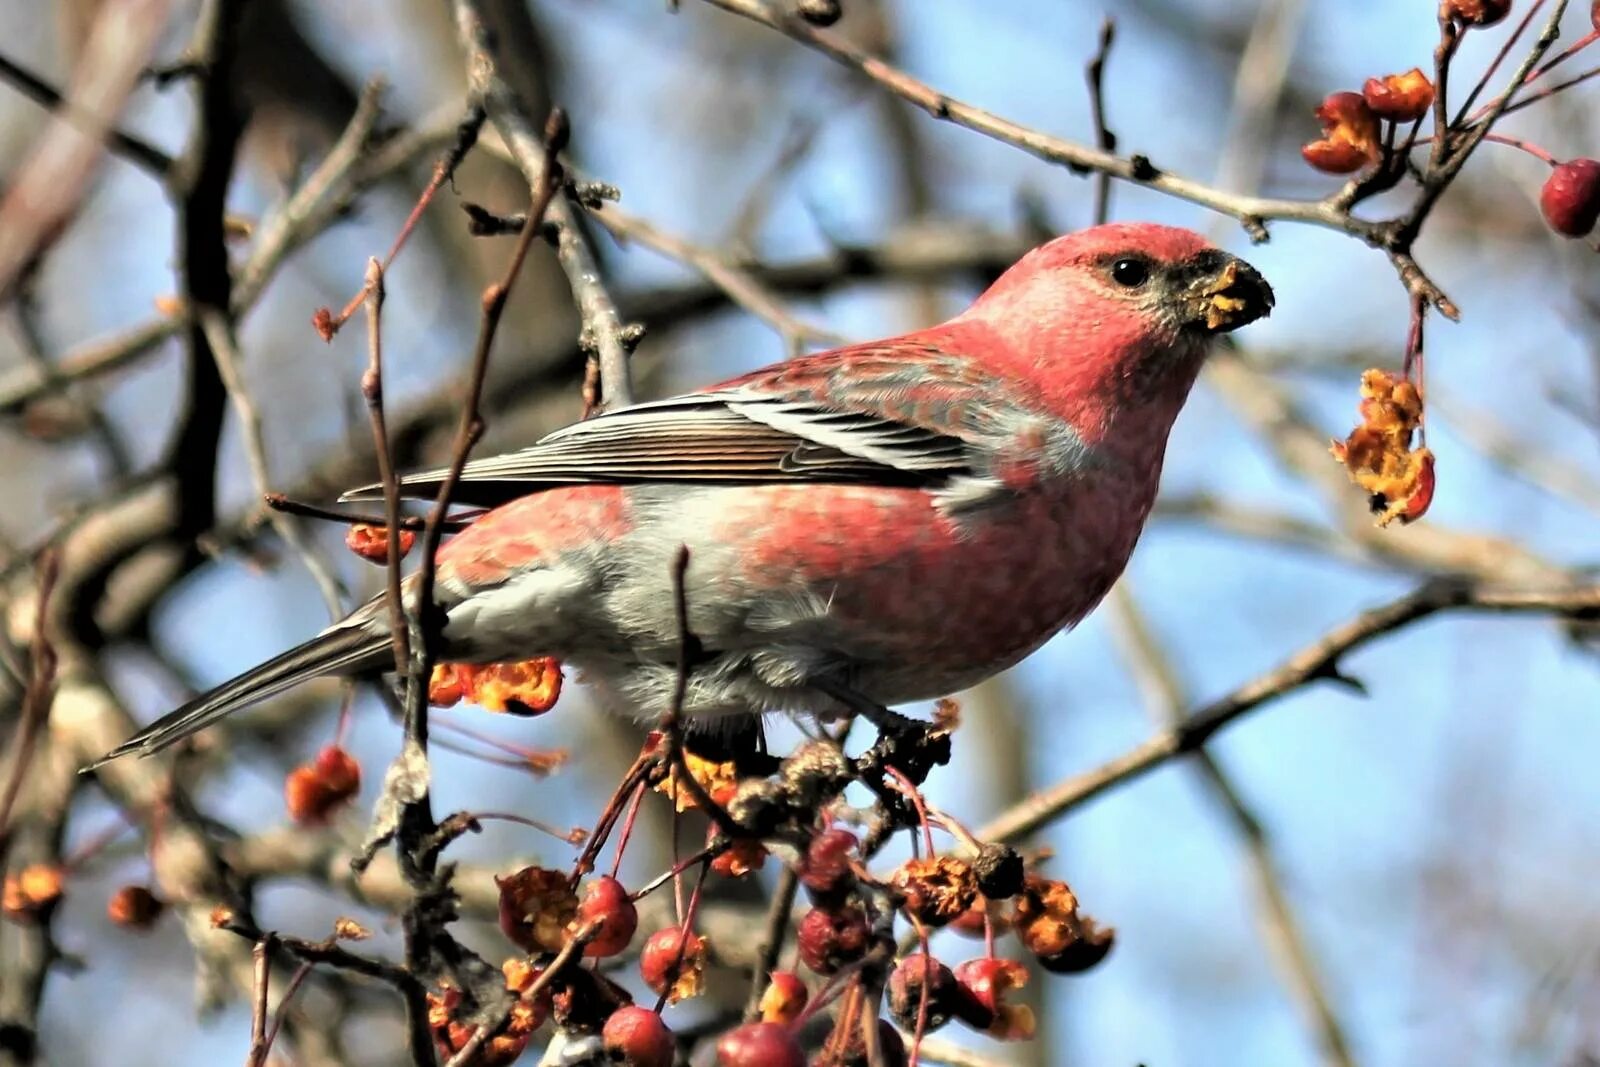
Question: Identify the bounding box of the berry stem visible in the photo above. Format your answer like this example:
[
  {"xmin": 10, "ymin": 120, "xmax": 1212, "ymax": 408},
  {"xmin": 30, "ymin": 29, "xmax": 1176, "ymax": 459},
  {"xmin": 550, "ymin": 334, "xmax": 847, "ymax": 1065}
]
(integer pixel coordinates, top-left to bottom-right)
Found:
[
  {"xmin": 63, "ymin": 815, "xmax": 134, "ymax": 871},
  {"xmin": 1481, "ymin": 132, "xmax": 1559, "ymax": 164},
  {"xmin": 884, "ymin": 766, "xmax": 937, "ymax": 857},
  {"xmin": 1467, "ymin": 30, "xmax": 1600, "ymax": 125},
  {"xmin": 912, "ymin": 920, "xmax": 932, "ymax": 1067},
  {"xmin": 1498, "ymin": 62, "xmax": 1600, "ymax": 116},
  {"xmin": 332, "ymin": 685, "xmax": 355, "ymax": 748},
  {"xmin": 1413, "ymin": 131, "xmax": 1558, "ymax": 164},
  {"xmin": 461, "ymin": 810, "xmax": 585, "ymax": 844},
  {"xmin": 1454, "ymin": 0, "xmax": 1547, "ymax": 124},
  {"xmin": 610, "ymin": 781, "xmax": 647, "ymax": 881}
]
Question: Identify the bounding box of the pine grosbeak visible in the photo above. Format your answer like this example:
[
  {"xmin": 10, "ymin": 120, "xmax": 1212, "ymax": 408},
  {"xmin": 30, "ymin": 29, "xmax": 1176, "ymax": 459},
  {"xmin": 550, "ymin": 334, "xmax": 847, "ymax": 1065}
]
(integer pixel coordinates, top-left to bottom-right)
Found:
[{"xmin": 95, "ymin": 222, "xmax": 1272, "ymax": 766}]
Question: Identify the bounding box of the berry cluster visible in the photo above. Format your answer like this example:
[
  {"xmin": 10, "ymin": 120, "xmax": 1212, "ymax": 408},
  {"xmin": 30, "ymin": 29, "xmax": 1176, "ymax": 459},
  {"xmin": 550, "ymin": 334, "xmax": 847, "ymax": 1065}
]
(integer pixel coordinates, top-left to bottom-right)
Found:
[
  {"xmin": 1301, "ymin": 2, "xmax": 1600, "ymax": 240},
  {"xmin": 406, "ymin": 719, "xmax": 1117, "ymax": 1065},
  {"xmin": 1300, "ymin": 3, "xmax": 1600, "ymax": 525}
]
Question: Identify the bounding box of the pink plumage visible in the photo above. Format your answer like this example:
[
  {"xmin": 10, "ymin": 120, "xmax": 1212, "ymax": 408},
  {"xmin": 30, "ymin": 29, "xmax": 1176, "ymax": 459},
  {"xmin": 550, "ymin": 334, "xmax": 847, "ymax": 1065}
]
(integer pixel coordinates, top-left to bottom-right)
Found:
[{"xmin": 94, "ymin": 222, "xmax": 1272, "ymax": 764}]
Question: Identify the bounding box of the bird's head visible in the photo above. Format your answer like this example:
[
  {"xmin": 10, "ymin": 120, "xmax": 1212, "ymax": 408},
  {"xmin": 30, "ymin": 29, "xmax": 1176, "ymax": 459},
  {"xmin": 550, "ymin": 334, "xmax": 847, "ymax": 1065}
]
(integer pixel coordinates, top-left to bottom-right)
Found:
[{"xmin": 956, "ymin": 223, "xmax": 1274, "ymax": 420}]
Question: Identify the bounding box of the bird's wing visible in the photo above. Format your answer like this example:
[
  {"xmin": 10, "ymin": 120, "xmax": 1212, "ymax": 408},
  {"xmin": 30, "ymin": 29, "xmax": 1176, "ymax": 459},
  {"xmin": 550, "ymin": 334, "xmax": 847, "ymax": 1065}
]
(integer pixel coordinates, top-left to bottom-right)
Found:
[{"xmin": 342, "ymin": 340, "xmax": 1026, "ymax": 504}]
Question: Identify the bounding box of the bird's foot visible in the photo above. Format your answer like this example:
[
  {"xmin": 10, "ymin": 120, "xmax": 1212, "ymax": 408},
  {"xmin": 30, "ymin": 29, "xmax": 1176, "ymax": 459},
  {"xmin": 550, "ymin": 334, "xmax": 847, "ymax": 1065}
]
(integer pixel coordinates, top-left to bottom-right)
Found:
[{"xmin": 816, "ymin": 679, "xmax": 951, "ymax": 787}]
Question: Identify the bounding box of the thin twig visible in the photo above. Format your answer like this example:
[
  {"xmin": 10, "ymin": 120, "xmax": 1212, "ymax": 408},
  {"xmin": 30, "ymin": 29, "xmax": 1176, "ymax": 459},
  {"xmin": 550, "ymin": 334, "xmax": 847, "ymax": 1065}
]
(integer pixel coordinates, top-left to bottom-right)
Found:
[
  {"xmin": 361, "ymin": 259, "xmax": 411, "ymax": 679},
  {"xmin": 1085, "ymin": 17, "xmax": 1116, "ymax": 226},
  {"xmin": 660, "ymin": 546, "xmax": 744, "ymax": 840},
  {"xmin": 451, "ymin": 0, "xmax": 636, "ymax": 410},
  {"xmin": 0, "ymin": 50, "xmax": 174, "ymax": 177},
  {"xmin": 693, "ymin": 0, "xmax": 1462, "ymax": 314},
  {"xmin": 262, "ymin": 494, "xmax": 479, "ymax": 532},
  {"xmin": 246, "ymin": 934, "xmax": 274, "ymax": 1067},
  {"xmin": 580, "ymin": 198, "xmax": 845, "ymax": 350},
  {"xmin": 369, "ymin": 106, "xmax": 568, "ymax": 1067}
]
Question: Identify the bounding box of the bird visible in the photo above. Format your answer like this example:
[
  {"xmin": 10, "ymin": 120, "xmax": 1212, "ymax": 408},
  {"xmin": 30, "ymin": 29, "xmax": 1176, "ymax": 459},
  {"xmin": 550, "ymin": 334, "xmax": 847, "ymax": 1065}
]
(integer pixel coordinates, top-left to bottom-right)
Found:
[{"xmin": 89, "ymin": 222, "xmax": 1273, "ymax": 769}]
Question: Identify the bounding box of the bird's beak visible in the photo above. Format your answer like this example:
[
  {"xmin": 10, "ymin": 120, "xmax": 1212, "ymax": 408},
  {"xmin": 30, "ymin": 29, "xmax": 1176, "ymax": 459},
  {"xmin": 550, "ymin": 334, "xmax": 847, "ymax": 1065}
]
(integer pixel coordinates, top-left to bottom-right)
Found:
[{"xmin": 1179, "ymin": 250, "xmax": 1274, "ymax": 334}]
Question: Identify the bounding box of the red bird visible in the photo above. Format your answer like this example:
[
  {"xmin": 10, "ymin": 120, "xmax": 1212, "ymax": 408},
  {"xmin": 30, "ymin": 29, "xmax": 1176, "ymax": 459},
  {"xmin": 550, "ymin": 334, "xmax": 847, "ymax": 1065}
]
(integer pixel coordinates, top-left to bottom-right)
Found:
[{"xmin": 93, "ymin": 223, "xmax": 1272, "ymax": 766}]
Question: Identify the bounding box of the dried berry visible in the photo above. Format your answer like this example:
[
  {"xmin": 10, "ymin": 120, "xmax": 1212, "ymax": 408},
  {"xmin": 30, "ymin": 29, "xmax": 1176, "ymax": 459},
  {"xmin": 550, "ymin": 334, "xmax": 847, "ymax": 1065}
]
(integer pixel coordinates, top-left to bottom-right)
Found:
[
  {"xmin": 1302, "ymin": 92, "xmax": 1381, "ymax": 174},
  {"xmin": 972, "ymin": 843, "xmax": 1025, "ymax": 899},
  {"xmin": 496, "ymin": 865, "xmax": 578, "ymax": 953},
  {"xmin": 549, "ymin": 965, "xmax": 631, "ymax": 1032},
  {"xmin": 333, "ymin": 917, "xmax": 370, "ymax": 940},
  {"xmin": 284, "ymin": 745, "xmax": 361, "ymax": 825},
  {"xmin": 1442, "ymin": 0, "xmax": 1511, "ymax": 25},
  {"xmin": 1541, "ymin": 158, "xmax": 1600, "ymax": 237},
  {"xmin": 2, "ymin": 863, "xmax": 63, "ymax": 921},
  {"xmin": 427, "ymin": 986, "xmax": 543, "ymax": 1066},
  {"xmin": 429, "ymin": 658, "xmax": 562, "ymax": 715},
  {"xmin": 954, "ymin": 957, "xmax": 1037, "ymax": 1040},
  {"xmin": 654, "ymin": 748, "xmax": 740, "ymax": 812},
  {"xmin": 1013, "ymin": 875, "xmax": 1083, "ymax": 957},
  {"xmin": 798, "ymin": 827, "xmax": 858, "ymax": 898},
  {"xmin": 601, "ymin": 1005, "xmax": 675, "ymax": 1067},
  {"xmin": 107, "ymin": 885, "xmax": 164, "ymax": 930},
  {"xmin": 714, "ymin": 1021, "xmax": 805, "ymax": 1067},
  {"xmin": 1362, "ymin": 69, "xmax": 1435, "ymax": 122},
  {"xmin": 571, "ymin": 874, "xmax": 637, "ymax": 958},
  {"xmin": 886, "ymin": 953, "xmax": 966, "ymax": 1032},
  {"xmin": 710, "ymin": 839, "xmax": 767, "ymax": 878},
  {"xmin": 758, "ymin": 971, "xmax": 808, "ymax": 1025},
  {"xmin": 344, "ymin": 523, "xmax": 414, "ymax": 563},
  {"xmin": 1330, "ymin": 368, "xmax": 1435, "ymax": 526},
  {"xmin": 890, "ymin": 856, "xmax": 978, "ymax": 927},
  {"xmin": 796, "ymin": 906, "xmax": 870, "ymax": 976},
  {"xmin": 640, "ymin": 925, "xmax": 708, "ymax": 1003},
  {"xmin": 1036, "ymin": 916, "xmax": 1116, "ymax": 974}
]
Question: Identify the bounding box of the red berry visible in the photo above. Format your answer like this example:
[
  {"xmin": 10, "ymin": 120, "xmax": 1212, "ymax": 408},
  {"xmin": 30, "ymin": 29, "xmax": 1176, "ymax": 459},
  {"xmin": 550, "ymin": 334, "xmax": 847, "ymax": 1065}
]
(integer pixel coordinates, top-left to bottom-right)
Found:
[
  {"xmin": 1301, "ymin": 92, "xmax": 1381, "ymax": 175},
  {"xmin": 106, "ymin": 885, "xmax": 164, "ymax": 930},
  {"xmin": 758, "ymin": 970, "xmax": 808, "ymax": 1024},
  {"xmin": 886, "ymin": 954, "xmax": 966, "ymax": 1032},
  {"xmin": 1362, "ymin": 69, "xmax": 1435, "ymax": 123},
  {"xmin": 639, "ymin": 925, "xmax": 707, "ymax": 1002},
  {"xmin": 714, "ymin": 1021, "xmax": 805, "ymax": 1067},
  {"xmin": 954, "ymin": 957, "xmax": 1037, "ymax": 1040},
  {"xmin": 798, "ymin": 828, "xmax": 858, "ymax": 896},
  {"xmin": 572, "ymin": 875, "xmax": 637, "ymax": 957},
  {"xmin": 1036, "ymin": 917, "xmax": 1117, "ymax": 974},
  {"xmin": 1441, "ymin": 0, "xmax": 1511, "ymax": 26},
  {"xmin": 284, "ymin": 746, "xmax": 361, "ymax": 825},
  {"xmin": 796, "ymin": 906, "xmax": 870, "ymax": 976},
  {"xmin": 602, "ymin": 1006, "xmax": 675, "ymax": 1067},
  {"xmin": 344, "ymin": 523, "xmax": 415, "ymax": 563},
  {"xmin": 1541, "ymin": 158, "xmax": 1600, "ymax": 237}
]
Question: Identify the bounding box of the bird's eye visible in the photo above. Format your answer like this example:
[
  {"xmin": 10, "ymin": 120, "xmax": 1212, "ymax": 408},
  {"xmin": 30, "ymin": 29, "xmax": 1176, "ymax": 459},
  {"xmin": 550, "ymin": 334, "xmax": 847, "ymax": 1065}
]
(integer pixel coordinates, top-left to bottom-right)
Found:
[{"xmin": 1111, "ymin": 257, "xmax": 1150, "ymax": 288}]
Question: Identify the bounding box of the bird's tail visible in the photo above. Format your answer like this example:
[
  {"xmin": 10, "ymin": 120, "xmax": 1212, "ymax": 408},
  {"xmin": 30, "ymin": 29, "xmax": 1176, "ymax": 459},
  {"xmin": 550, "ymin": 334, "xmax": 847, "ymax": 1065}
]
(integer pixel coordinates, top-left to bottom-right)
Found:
[{"xmin": 84, "ymin": 625, "xmax": 393, "ymax": 771}]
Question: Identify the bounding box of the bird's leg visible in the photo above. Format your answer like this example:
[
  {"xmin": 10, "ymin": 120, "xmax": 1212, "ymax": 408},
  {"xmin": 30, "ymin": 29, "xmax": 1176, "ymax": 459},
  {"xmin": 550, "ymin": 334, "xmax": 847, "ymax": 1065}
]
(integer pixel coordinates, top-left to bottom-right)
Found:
[
  {"xmin": 814, "ymin": 677, "xmax": 919, "ymax": 737},
  {"xmin": 814, "ymin": 678, "xmax": 951, "ymax": 789}
]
